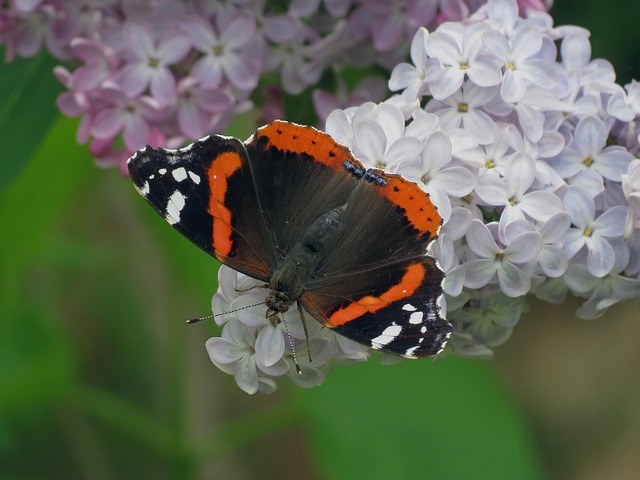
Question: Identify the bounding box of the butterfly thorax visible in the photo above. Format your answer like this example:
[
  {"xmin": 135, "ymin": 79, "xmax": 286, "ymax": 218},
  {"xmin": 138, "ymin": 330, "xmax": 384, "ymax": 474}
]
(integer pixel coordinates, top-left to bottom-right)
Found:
[{"xmin": 265, "ymin": 206, "xmax": 346, "ymax": 319}]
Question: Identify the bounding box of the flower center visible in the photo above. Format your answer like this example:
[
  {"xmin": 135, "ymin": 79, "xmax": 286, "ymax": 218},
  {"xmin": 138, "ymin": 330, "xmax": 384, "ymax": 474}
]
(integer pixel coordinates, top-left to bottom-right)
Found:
[
  {"xmin": 485, "ymin": 159, "xmax": 495, "ymax": 169},
  {"xmin": 460, "ymin": 63, "xmax": 470, "ymax": 71},
  {"xmin": 421, "ymin": 174, "xmax": 429, "ymax": 185},
  {"xmin": 583, "ymin": 156, "xmax": 594, "ymax": 167},
  {"xmin": 496, "ymin": 252, "xmax": 504, "ymax": 261},
  {"xmin": 462, "ymin": 194, "xmax": 473, "ymax": 203},
  {"xmin": 458, "ymin": 102, "xmax": 469, "ymax": 113},
  {"xmin": 508, "ymin": 196, "xmax": 518, "ymax": 206},
  {"xmin": 212, "ymin": 45, "xmax": 224, "ymax": 56},
  {"xmin": 583, "ymin": 226, "xmax": 594, "ymax": 237},
  {"xmin": 507, "ymin": 62, "xmax": 516, "ymax": 71},
  {"xmin": 148, "ymin": 56, "xmax": 160, "ymax": 68}
]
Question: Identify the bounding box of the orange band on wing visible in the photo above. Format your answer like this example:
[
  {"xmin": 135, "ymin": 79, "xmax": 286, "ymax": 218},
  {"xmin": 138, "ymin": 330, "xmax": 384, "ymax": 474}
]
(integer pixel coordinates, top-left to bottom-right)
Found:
[
  {"xmin": 327, "ymin": 263, "xmax": 426, "ymax": 326},
  {"xmin": 207, "ymin": 151, "xmax": 242, "ymax": 256},
  {"xmin": 378, "ymin": 175, "xmax": 442, "ymax": 237},
  {"xmin": 257, "ymin": 121, "xmax": 356, "ymax": 171}
]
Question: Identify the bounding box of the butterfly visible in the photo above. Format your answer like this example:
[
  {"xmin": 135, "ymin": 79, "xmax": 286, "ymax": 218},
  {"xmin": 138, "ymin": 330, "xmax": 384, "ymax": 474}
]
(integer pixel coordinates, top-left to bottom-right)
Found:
[{"xmin": 127, "ymin": 120, "xmax": 451, "ymax": 358}]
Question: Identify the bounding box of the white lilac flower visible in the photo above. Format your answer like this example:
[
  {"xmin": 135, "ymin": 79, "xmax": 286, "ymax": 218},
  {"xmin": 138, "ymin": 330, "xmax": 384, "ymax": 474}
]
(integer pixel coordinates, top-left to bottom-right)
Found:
[
  {"xmin": 536, "ymin": 212, "xmax": 571, "ymax": 278},
  {"xmin": 426, "ymin": 22, "xmax": 502, "ymax": 100},
  {"xmin": 474, "ymin": 151, "xmax": 562, "ymax": 230},
  {"xmin": 208, "ymin": 265, "xmax": 369, "ymax": 392},
  {"xmin": 451, "ymin": 289, "xmax": 527, "ymax": 355},
  {"xmin": 548, "ymin": 115, "xmax": 634, "ymax": 184},
  {"xmin": 482, "ymin": 25, "xmax": 555, "ymax": 103},
  {"xmin": 426, "ymin": 80, "xmax": 499, "ymax": 144},
  {"xmin": 503, "ymin": 125, "xmax": 565, "ymax": 188},
  {"xmin": 621, "ymin": 160, "xmax": 640, "ymax": 240},
  {"xmin": 351, "ymin": 116, "xmax": 422, "ymax": 170},
  {"xmin": 430, "ymin": 234, "xmax": 466, "ymax": 298},
  {"xmin": 564, "ymin": 240, "xmax": 640, "ymax": 320},
  {"xmin": 464, "ymin": 219, "xmax": 542, "ymax": 297},
  {"xmin": 388, "ymin": 27, "xmax": 436, "ymax": 101},
  {"xmin": 206, "ymin": 320, "xmax": 288, "ymax": 395},
  {"xmin": 400, "ymin": 130, "xmax": 477, "ymax": 222},
  {"xmin": 562, "ymin": 186, "xmax": 628, "ymax": 278}
]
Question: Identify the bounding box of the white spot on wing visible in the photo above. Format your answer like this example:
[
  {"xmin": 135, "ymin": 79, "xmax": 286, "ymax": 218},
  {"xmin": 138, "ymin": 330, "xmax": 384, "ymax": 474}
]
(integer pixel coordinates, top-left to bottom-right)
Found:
[
  {"xmin": 158, "ymin": 168, "xmax": 167, "ymax": 175},
  {"xmin": 402, "ymin": 304, "xmax": 417, "ymax": 312},
  {"xmin": 371, "ymin": 323, "xmax": 402, "ymax": 348},
  {"xmin": 405, "ymin": 346, "xmax": 420, "ymax": 357},
  {"xmin": 172, "ymin": 167, "xmax": 188, "ymax": 182},
  {"xmin": 409, "ymin": 311, "xmax": 423, "ymax": 324},
  {"xmin": 188, "ymin": 171, "xmax": 201, "ymax": 184},
  {"xmin": 165, "ymin": 190, "xmax": 186, "ymax": 225}
]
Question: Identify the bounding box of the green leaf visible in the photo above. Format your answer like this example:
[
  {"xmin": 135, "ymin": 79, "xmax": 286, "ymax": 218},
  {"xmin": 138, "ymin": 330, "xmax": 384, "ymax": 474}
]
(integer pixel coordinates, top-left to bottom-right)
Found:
[
  {"xmin": 294, "ymin": 357, "xmax": 542, "ymax": 480},
  {"xmin": 0, "ymin": 116, "xmax": 95, "ymax": 314},
  {"xmin": 0, "ymin": 50, "xmax": 63, "ymax": 191},
  {"xmin": 0, "ymin": 307, "xmax": 75, "ymax": 416}
]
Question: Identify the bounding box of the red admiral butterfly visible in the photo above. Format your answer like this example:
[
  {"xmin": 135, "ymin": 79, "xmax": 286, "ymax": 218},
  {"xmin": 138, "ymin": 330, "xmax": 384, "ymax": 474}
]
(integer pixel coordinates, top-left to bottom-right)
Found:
[{"xmin": 127, "ymin": 121, "xmax": 451, "ymax": 358}]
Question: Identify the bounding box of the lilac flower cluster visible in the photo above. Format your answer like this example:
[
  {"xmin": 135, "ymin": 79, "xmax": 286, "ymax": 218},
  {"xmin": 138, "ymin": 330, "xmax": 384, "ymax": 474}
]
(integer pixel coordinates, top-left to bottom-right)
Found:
[
  {"xmin": 2, "ymin": 0, "xmax": 549, "ymax": 174},
  {"xmin": 210, "ymin": 0, "xmax": 640, "ymax": 394},
  {"xmin": 333, "ymin": 0, "xmax": 640, "ymax": 352}
]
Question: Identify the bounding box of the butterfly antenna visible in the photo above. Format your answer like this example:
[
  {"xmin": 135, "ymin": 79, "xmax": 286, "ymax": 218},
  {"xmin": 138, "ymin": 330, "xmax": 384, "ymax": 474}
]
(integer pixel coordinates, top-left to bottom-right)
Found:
[
  {"xmin": 281, "ymin": 313, "xmax": 302, "ymax": 375},
  {"xmin": 186, "ymin": 301, "xmax": 264, "ymax": 324},
  {"xmin": 297, "ymin": 302, "xmax": 313, "ymax": 363}
]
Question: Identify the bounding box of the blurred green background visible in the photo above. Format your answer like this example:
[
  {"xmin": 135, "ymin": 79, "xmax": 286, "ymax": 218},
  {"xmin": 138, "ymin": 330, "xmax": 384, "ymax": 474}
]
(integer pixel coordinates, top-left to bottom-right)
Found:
[{"xmin": 1, "ymin": 2, "xmax": 640, "ymax": 479}]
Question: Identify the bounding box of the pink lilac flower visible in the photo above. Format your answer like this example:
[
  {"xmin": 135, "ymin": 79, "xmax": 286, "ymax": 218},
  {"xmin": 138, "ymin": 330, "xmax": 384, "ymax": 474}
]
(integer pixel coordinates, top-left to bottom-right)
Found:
[
  {"xmin": 175, "ymin": 78, "xmax": 235, "ymax": 139},
  {"xmin": 114, "ymin": 23, "xmax": 191, "ymax": 105},
  {"xmin": 313, "ymin": 77, "xmax": 388, "ymax": 123},
  {"xmin": 185, "ymin": 15, "xmax": 259, "ymax": 91},
  {"xmin": 90, "ymin": 87, "xmax": 163, "ymax": 152},
  {"xmin": 67, "ymin": 37, "xmax": 119, "ymax": 92},
  {"xmin": 364, "ymin": 0, "xmax": 438, "ymax": 52}
]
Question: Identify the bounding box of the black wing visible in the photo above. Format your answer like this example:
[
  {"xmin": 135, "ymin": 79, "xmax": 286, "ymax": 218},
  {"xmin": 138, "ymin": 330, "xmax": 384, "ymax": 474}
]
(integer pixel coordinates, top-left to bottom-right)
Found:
[
  {"xmin": 244, "ymin": 121, "xmax": 363, "ymax": 258},
  {"xmin": 127, "ymin": 135, "xmax": 275, "ymax": 281}
]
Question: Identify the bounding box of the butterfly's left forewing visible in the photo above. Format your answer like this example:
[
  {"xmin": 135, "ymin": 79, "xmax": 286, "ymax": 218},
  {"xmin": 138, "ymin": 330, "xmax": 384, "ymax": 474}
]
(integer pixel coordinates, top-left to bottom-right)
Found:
[{"xmin": 127, "ymin": 135, "xmax": 275, "ymax": 281}]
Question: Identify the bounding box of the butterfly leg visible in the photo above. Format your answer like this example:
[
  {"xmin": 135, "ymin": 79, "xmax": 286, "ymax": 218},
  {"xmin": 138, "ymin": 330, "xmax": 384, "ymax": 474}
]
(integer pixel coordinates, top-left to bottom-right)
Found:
[
  {"xmin": 297, "ymin": 301, "xmax": 313, "ymax": 363},
  {"xmin": 234, "ymin": 283, "xmax": 269, "ymax": 293}
]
